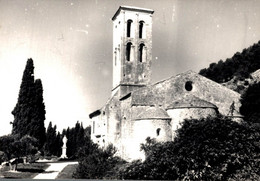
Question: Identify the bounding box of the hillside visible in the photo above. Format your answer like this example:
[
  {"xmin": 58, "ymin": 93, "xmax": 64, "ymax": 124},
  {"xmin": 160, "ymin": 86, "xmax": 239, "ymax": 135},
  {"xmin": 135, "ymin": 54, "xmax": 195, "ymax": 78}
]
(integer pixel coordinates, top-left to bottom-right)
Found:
[{"xmin": 199, "ymin": 40, "xmax": 260, "ymax": 93}]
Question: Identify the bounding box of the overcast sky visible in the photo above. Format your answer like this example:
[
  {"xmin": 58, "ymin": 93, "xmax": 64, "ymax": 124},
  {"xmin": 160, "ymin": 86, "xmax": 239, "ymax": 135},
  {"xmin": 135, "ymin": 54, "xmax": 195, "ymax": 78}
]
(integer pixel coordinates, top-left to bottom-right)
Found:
[{"xmin": 1, "ymin": 0, "xmax": 260, "ymax": 136}]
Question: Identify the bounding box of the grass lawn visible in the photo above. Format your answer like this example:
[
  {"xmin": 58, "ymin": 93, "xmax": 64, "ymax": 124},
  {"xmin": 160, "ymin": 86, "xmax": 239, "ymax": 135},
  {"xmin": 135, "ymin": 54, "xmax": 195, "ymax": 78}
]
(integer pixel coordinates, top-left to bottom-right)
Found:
[
  {"xmin": 0, "ymin": 162, "xmax": 49, "ymax": 179},
  {"xmin": 56, "ymin": 163, "xmax": 78, "ymax": 179}
]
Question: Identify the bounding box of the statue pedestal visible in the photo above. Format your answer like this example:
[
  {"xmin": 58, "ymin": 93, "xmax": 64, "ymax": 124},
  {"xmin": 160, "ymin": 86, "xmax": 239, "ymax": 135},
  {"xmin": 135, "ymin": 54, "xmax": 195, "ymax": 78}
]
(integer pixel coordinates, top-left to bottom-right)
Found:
[{"xmin": 60, "ymin": 146, "xmax": 67, "ymax": 158}]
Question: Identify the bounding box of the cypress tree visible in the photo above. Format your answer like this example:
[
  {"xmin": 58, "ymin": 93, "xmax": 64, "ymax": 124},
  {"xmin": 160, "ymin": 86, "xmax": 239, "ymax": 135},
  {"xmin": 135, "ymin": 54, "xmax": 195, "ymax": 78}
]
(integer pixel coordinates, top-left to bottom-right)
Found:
[
  {"xmin": 44, "ymin": 122, "xmax": 56, "ymax": 156},
  {"xmin": 54, "ymin": 132, "xmax": 63, "ymax": 157},
  {"xmin": 65, "ymin": 122, "xmax": 89, "ymax": 159},
  {"xmin": 12, "ymin": 58, "xmax": 46, "ymax": 147},
  {"xmin": 31, "ymin": 79, "xmax": 46, "ymax": 147}
]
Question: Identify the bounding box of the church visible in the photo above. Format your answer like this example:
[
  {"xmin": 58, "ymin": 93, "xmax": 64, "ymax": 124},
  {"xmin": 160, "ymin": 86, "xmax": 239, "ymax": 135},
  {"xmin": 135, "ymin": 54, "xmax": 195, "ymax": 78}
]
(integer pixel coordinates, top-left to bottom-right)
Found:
[{"xmin": 89, "ymin": 6, "xmax": 242, "ymax": 161}]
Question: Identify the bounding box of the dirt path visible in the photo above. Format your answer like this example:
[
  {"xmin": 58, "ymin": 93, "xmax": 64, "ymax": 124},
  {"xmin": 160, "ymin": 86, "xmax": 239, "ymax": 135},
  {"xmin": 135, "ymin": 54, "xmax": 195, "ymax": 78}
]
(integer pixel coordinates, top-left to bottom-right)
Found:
[{"xmin": 33, "ymin": 161, "xmax": 78, "ymax": 179}]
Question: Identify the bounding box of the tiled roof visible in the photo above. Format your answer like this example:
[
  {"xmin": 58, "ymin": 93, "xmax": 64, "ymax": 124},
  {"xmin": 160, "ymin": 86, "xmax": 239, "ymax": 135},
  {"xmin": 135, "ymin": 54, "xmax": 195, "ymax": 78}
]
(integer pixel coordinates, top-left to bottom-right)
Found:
[
  {"xmin": 167, "ymin": 95, "xmax": 217, "ymax": 109},
  {"xmin": 135, "ymin": 106, "xmax": 171, "ymax": 120}
]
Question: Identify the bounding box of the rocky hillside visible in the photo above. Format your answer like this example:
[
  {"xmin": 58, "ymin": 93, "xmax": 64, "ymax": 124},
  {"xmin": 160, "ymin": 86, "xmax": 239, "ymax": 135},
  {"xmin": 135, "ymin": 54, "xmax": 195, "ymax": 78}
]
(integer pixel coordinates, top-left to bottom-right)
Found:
[{"xmin": 221, "ymin": 71, "xmax": 259, "ymax": 94}]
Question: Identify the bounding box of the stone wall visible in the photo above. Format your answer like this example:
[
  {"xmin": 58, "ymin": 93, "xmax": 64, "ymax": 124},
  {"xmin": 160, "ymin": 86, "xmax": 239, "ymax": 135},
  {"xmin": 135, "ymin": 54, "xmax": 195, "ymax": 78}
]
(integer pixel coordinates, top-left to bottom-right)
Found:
[
  {"xmin": 124, "ymin": 118, "xmax": 172, "ymax": 161},
  {"xmin": 131, "ymin": 71, "xmax": 241, "ymax": 116},
  {"xmin": 167, "ymin": 107, "xmax": 218, "ymax": 138}
]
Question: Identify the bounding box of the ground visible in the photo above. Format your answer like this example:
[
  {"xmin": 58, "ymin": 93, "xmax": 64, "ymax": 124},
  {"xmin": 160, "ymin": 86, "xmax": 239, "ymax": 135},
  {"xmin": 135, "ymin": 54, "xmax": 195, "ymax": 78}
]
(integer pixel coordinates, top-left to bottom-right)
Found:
[
  {"xmin": 0, "ymin": 160, "xmax": 78, "ymax": 179},
  {"xmin": 0, "ymin": 162, "xmax": 48, "ymax": 179}
]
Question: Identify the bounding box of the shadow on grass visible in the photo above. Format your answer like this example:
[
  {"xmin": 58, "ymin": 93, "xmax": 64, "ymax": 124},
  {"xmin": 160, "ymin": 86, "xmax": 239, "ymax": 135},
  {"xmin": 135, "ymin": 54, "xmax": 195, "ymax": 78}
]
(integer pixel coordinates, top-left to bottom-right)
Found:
[{"xmin": 17, "ymin": 168, "xmax": 45, "ymax": 173}]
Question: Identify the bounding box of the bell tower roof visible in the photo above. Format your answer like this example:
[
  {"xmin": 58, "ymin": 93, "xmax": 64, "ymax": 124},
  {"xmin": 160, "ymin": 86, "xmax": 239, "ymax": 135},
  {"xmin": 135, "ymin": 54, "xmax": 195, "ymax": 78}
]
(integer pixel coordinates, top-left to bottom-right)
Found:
[{"xmin": 112, "ymin": 6, "xmax": 154, "ymax": 20}]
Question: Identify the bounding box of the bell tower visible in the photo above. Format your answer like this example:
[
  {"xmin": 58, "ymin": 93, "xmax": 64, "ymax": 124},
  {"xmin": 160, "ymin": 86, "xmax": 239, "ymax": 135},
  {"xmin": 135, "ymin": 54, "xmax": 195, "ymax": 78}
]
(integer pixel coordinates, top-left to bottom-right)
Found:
[{"xmin": 111, "ymin": 6, "xmax": 154, "ymax": 96}]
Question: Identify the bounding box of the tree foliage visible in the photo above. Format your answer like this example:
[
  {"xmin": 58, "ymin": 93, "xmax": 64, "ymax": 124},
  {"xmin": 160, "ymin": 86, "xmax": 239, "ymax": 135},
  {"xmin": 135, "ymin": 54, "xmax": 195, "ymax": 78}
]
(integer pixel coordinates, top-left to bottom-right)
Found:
[
  {"xmin": 73, "ymin": 144, "xmax": 125, "ymax": 179},
  {"xmin": 118, "ymin": 117, "xmax": 260, "ymax": 180},
  {"xmin": 64, "ymin": 122, "xmax": 89, "ymax": 159},
  {"xmin": 44, "ymin": 122, "xmax": 62, "ymax": 156},
  {"xmin": 0, "ymin": 134, "xmax": 38, "ymax": 170},
  {"xmin": 12, "ymin": 59, "xmax": 46, "ymax": 148},
  {"xmin": 240, "ymin": 82, "xmax": 260, "ymax": 123},
  {"xmin": 0, "ymin": 134, "xmax": 19, "ymax": 161},
  {"xmin": 199, "ymin": 40, "xmax": 260, "ymax": 83}
]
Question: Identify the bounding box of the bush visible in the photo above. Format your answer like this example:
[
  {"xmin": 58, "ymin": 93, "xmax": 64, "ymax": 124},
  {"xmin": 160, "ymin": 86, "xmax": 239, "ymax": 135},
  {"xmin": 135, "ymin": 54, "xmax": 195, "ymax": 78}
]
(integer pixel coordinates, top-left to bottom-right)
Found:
[
  {"xmin": 240, "ymin": 82, "xmax": 260, "ymax": 123},
  {"xmin": 0, "ymin": 151, "xmax": 7, "ymax": 164},
  {"xmin": 73, "ymin": 144, "xmax": 126, "ymax": 179},
  {"xmin": 118, "ymin": 138, "xmax": 177, "ymax": 180},
  {"xmin": 118, "ymin": 117, "xmax": 260, "ymax": 180}
]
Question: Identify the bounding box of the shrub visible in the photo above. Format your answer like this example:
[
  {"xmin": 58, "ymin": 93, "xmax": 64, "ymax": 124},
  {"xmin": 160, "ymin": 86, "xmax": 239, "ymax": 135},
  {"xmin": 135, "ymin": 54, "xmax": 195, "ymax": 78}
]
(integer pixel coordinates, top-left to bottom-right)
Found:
[
  {"xmin": 0, "ymin": 151, "xmax": 7, "ymax": 164},
  {"xmin": 117, "ymin": 138, "xmax": 178, "ymax": 180},
  {"xmin": 73, "ymin": 144, "xmax": 126, "ymax": 179},
  {"xmin": 172, "ymin": 117, "xmax": 259, "ymax": 180},
  {"xmin": 240, "ymin": 82, "xmax": 260, "ymax": 123},
  {"xmin": 118, "ymin": 117, "xmax": 260, "ymax": 180}
]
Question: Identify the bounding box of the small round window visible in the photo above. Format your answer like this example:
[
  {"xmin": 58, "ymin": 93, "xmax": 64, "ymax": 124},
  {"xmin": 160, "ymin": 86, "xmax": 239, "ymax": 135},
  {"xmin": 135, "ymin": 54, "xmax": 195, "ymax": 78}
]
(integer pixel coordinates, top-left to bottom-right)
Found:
[{"xmin": 185, "ymin": 81, "xmax": 193, "ymax": 91}]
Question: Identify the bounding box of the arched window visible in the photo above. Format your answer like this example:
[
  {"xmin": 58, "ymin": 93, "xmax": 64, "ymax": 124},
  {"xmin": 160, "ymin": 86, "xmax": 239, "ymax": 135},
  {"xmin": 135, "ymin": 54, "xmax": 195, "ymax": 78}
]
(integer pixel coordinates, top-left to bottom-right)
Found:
[
  {"xmin": 127, "ymin": 20, "xmax": 133, "ymax": 37},
  {"xmin": 156, "ymin": 128, "xmax": 161, "ymax": 136},
  {"xmin": 139, "ymin": 43, "xmax": 145, "ymax": 62},
  {"xmin": 139, "ymin": 21, "xmax": 145, "ymax": 38},
  {"xmin": 126, "ymin": 42, "xmax": 132, "ymax": 61}
]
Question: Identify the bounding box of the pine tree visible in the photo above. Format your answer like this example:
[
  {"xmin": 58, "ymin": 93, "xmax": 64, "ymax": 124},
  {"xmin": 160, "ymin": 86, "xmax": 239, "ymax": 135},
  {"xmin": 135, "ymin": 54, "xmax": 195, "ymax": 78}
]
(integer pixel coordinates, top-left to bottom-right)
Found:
[{"xmin": 12, "ymin": 58, "xmax": 46, "ymax": 147}]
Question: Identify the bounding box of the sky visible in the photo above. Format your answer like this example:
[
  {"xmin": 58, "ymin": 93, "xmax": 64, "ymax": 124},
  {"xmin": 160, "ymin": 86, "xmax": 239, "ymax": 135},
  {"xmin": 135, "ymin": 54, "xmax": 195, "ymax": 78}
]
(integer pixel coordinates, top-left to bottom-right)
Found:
[{"xmin": 0, "ymin": 0, "xmax": 260, "ymax": 136}]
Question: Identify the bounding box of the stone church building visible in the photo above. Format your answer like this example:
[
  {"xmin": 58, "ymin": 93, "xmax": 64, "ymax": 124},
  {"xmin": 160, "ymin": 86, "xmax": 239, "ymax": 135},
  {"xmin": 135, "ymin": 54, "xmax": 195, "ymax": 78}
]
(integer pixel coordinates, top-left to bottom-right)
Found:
[{"xmin": 89, "ymin": 6, "xmax": 242, "ymax": 161}]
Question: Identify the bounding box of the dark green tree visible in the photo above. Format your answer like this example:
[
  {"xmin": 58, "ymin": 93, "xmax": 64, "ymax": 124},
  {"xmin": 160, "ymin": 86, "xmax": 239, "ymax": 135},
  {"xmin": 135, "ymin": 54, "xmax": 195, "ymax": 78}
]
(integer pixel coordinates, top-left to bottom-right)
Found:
[
  {"xmin": 12, "ymin": 59, "xmax": 35, "ymax": 137},
  {"xmin": 11, "ymin": 58, "xmax": 46, "ymax": 147},
  {"xmin": 0, "ymin": 134, "xmax": 18, "ymax": 162},
  {"xmin": 0, "ymin": 134, "xmax": 38, "ymax": 171},
  {"xmin": 44, "ymin": 122, "xmax": 57, "ymax": 156},
  {"xmin": 43, "ymin": 122, "xmax": 63, "ymax": 156},
  {"xmin": 55, "ymin": 131, "xmax": 63, "ymax": 157},
  {"xmin": 240, "ymin": 82, "xmax": 260, "ymax": 123},
  {"xmin": 31, "ymin": 79, "xmax": 46, "ymax": 147},
  {"xmin": 66, "ymin": 121, "xmax": 87, "ymax": 159},
  {"xmin": 11, "ymin": 135, "xmax": 38, "ymax": 170}
]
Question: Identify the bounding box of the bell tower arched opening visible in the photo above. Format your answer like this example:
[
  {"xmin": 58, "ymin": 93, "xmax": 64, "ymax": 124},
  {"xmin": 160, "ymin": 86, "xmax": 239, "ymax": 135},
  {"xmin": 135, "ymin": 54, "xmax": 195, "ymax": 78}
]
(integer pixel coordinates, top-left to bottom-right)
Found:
[
  {"xmin": 127, "ymin": 20, "xmax": 133, "ymax": 37},
  {"xmin": 139, "ymin": 21, "xmax": 145, "ymax": 39}
]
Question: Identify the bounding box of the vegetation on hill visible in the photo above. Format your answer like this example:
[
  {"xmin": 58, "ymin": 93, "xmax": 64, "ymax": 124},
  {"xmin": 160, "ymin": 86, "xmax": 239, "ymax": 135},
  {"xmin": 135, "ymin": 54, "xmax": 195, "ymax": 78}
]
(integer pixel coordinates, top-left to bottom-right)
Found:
[
  {"xmin": 199, "ymin": 40, "xmax": 260, "ymax": 84},
  {"xmin": 11, "ymin": 59, "xmax": 46, "ymax": 148}
]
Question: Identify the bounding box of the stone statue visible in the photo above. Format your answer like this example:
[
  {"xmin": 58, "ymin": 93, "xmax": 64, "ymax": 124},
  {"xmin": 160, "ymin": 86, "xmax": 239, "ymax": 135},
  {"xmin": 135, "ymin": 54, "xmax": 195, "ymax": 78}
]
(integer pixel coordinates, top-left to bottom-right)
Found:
[
  {"xmin": 62, "ymin": 136, "xmax": 67, "ymax": 146},
  {"xmin": 60, "ymin": 136, "xmax": 68, "ymax": 158}
]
